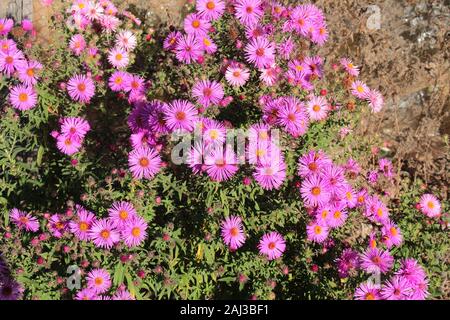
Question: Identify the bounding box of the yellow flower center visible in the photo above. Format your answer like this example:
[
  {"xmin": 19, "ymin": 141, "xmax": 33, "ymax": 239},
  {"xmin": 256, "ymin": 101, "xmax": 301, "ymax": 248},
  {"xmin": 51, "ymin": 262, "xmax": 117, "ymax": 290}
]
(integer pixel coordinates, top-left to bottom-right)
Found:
[
  {"xmin": 312, "ymin": 105, "xmax": 321, "ymax": 112},
  {"xmin": 139, "ymin": 157, "xmax": 149, "ymax": 167},
  {"xmin": 206, "ymin": 1, "xmax": 215, "ymax": 10},
  {"xmin": 314, "ymin": 225, "xmax": 322, "ymax": 234},
  {"xmin": 18, "ymin": 93, "xmax": 29, "ymax": 102},
  {"xmin": 230, "ymin": 227, "xmax": 239, "ymax": 237},
  {"xmin": 131, "ymin": 227, "xmax": 141, "ymax": 237},
  {"xmin": 79, "ymin": 221, "xmax": 89, "ymax": 231},
  {"xmin": 311, "ymin": 187, "xmax": 321, "ymax": 196},
  {"xmin": 100, "ymin": 230, "xmax": 110, "ymax": 239}
]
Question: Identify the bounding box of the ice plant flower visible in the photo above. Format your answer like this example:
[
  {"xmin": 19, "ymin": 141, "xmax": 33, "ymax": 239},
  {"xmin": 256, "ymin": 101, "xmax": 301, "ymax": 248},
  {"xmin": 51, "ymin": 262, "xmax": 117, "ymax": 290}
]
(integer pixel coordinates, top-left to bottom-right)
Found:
[
  {"xmin": 221, "ymin": 216, "xmax": 246, "ymax": 250},
  {"xmin": 258, "ymin": 231, "xmax": 286, "ymax": 260}
]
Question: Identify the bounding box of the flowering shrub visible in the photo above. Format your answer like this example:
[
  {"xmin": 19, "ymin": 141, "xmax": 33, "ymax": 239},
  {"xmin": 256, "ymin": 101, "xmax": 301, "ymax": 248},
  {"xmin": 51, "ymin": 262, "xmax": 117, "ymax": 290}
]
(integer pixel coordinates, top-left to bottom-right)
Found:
[{"xmin": 0, "ymin": 0, "xmax": 448, "ymax": 300}]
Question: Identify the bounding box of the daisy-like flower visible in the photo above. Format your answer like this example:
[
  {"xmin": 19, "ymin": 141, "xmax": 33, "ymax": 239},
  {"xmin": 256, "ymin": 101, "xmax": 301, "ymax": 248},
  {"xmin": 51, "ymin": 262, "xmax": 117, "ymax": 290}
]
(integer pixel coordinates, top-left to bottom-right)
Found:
[
  {"xmin": 276, "ymin": 97, "xmax": 309, "ymax": 137},
  {"xmin": 164, "ymin": 99, "xmax": 198, "ymax": 132},
  {"xmin": 244, "ymin": 37, "xmax": 275, "ymax": 69},
  {"xmin": 112, "ymin": 289, "xmax": 135, "ymax": 300},
  {"xmin": 328, "ymin": 204, "xmax": 348, "ymax": 228},
  {"xmin": 202, "ymin": 119, "xmax": 226, "ymax": 146},
  {"xmin": 395, "ymin": 259, "xmax": 427, "ymax": 285},
  {"xmin": 108, "ymin": 47, "xmax": 129, "ymax": 69},
  {"xmin": 381, "ymin": 220, "xmax": 403, "ymax": 248},
  {"xmin": 354, "ymin": 281, "xmax": 381, "ymax": 300},
  {"xmin": 340, "ymin": 58, "xmax": 359, "ymax": 77},
  {"xmin": 10, "ymin": 208, "xmax": 39, "ymax": 232},
  {"xmin": 315, "ymin": 205, "xmax": 332, "ymax": 226},
  {"xmin": 277, "ymin": 37, "xmax": 295, "ymax": 60},
  {"xmin": 115, "ymin": 30, "xmax": 137, "ymax": 52},
  {"xmin": 121, "ymin": 215, "xmax": 148, "ymax": 247},
  {"xmin": 163, "ymin": 31, "xmax": 182, "ymax": 51},
  {"xmin": 360, "ymin": 247, "xmax": 394, "ymax": 274},
  {"xmin": 258, "ymin": 231, "xmax": 286, "ymax": 260},
  {"xmin": 235, "ymin": 0, "xmax": 263, "ymax": 27},
  {"xmin": 418, "ymin": 194, "xmax": 441, "ymax": 218},
  {"xmin": 124, "ymin": 74, "xmax": 145, "ymax": 94},
  {"xmin": 89, "ymin": 218, "xmax": 120, "ymax": 249},
  {"xmin": 380, "ymin": 276, "xmax": 413, "ymax": 300},
  {"xmin": 306, "ymin": 96, "xmax": 328, "ymax": 121},
  {"xmin": 225, "ymin": 63, "xmax": 250, "ymax": 87},
  {"xmin": 366, "ymin": 89, "xmax": 384, "ymax": 113},
  {"xmin": 304, "ymin": 56, "xmax": 323, "ymax": 78},
  {"xmin": 0, "ymin": 39, "xmax": 17, "ymax": 54},
  {"xmin": 300, "ymin": 174, "xmax": 331, "ymax": 207},
  {"xmin": 192, "ymin": 80, "xmax": 224, "ymax": 108},
  {"xmin": 0, "ymin": 49, "xmax": 25, "ymax": 77},
  {"xmin": 288, "ymin": 5, "xmax": 312, "ymax": 36},
  {"xmin": 184, "ymin": 13, "xmax": 210, "ymax": 36},
  {"xmin": 409, "ymin": 278, "xmax": 429, "ymax": 300},
  {"xmin": 87, "ymin": 269, "xmax": 111, "ymax": 294},
  {"xmin": 85, "ymin": 1, "xmax": 104, "ymax": 21},
  {"xmin": 306, "ymin": 220, "xmax": 329, "ymax": 243},
  {"xmin": 0, "ymin": 278, "xmax": 23, "ymax": 300},
  {"xmin": 221, "ymin": 216, "xmax": 246, "ymax": 250},
  {"xmin": 351, "ymin": 80, "xmax": 370, "ymax": 99},
  {"xmin": 69, "ymin": 34, "xmax": 86, "ymax": 56},
  {"xmin": 130, "ymin": 129, "xmax": 156, "ymax": 149},
  {"xmin": 0, "ymin": 18, "xmax": 14, "ymax": 36},
  {"xmin": 297, "ymin": 150, "xmax": 332, "ymax": 178},
  {"xmin": 56, "ymin": 134, "xmax": 82, "ymax": 155},
  {"xmin": 321, "ymin": 164, "xmax": 346, "ymax": 195},
  {"xmin": 336, "ymin": 248, "xmax": 360, "ymax": 278},
  {"xmin": 69, "ymin": 206, "xmax": 96, "ymax": 241},
  {"xmin": 108, "ymin": 201, "xmax": 137, "ymax": 228},
  {"xmin": 9, "ymin": 85, "xmax": 37, "ymax": 111},
  {"xmin": 341, "ymin": 183, "xmax": 358, "ymax": 208},
  {"xmin": 365, "ymin": 196, "xmax": 390, "ymax": 223},
  {"xmin": 196, "ymin": 0, "xmax": 225, "ymax": 21},
  {"xmin": 67, "ymin": 74, "xmax": 95, "ymax": 103},
  {"xmin": 204, "ymin": 147, "xmax": 239, "ymax": 182},
  {"xmin": 17, "ymin": 60, "xmax": 43, "ymax": 86},
  {"xmin": 260, "ymin": 64, "xmax": 281, "ymax": 86},
  {"xmin": 253, "ymin": 158, "xmax": 286, "ymax": 190},
  {"xmin": 128, "ymin": 146, "xmax": 162, "ymax": 180},
  {"xmin": 48, "ymin": 214, "xmax": 67, "ymax": 238},
  {"xmin": 199, "ymin": 35, "xmax": 217, "ymax": 54},
  {"xmin": 311, "ymin": 22, "xmax": 329, "ymax": 46},
  {"xmin": 109, "ymin": 71, "xmax": 129, "ymax": 91},
  {"xmin": 175, "ymin": 34, "xmax": 202, "ymax": 64},
  {"xmin": 60, "ymin": 117, "xmax": 90, "ymax": 140}
]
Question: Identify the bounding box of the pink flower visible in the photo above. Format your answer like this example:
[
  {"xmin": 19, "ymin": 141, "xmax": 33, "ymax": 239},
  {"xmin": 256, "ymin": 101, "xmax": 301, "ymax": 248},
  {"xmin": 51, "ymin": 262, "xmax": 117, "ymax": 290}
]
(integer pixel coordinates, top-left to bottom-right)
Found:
[
  {"xmin": 235, "ymin": 0, "xmax": 263, "ymax": 27},
  {"xmin": 128, "ymin": 147, "xmax": 162, "ymax": 180},
  {"xmin": 192, "ymin": 80, "xmax": 224, "ymax": 108},
  {"xmin": 121, "ymin": 215, "xmax": 148, "ymax": 247},
  {"xmin": 244, "ymin": 37, "xmax": 275, "ymax": 69},
  {"xmin": 87, "ymin": 269, "xmax": 111, "ymax": 294},
  {"xmin": 418, "ymin": 194, "xmax": 441, "ymax": 218},
  {"xmin": 10, "ymin": 209, "xmax": 40, "ymax": 232},
  {"xmin": 9, "ymin": 85, "xmax": 38, "ymax": 111},
  {"xmin": 306, "ymin": 220, "xmax": 329, "ymax": 243},
  {"xmin": 258, "ymin": 232, "xmax": 286, "ymax": 260},
  {"xmin": 67, "ymin": 74, "xmax": 95, "ymax": 103},
  {"xmin": 221, "ymin": 216, "xmax": 246, "ymax": 250},
  {"xmin": 89, "ymin": 218, "xmax": 120, "ymax": 249}
]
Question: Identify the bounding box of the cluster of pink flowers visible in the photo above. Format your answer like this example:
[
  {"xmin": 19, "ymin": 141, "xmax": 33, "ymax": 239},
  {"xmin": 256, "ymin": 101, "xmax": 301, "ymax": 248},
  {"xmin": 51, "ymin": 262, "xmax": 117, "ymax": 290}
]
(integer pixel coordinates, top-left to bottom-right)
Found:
[
  {"xmin": 75, "ymin": 268, "xmax": 135, "ymax": 300},
  {"xmin": 355, "ymin": 258, "xmax": 429, "ymax": 300},
  {"xmin": 0, "ymin": 18, "xmax": 42, "ymax": 111},
  {"xmin": 220, "ymin": 216, "xmax": 286, "ymax": 261},
  {"xmin": 51, "ymin": 117, "xmax": 91, "ymax": 156}
]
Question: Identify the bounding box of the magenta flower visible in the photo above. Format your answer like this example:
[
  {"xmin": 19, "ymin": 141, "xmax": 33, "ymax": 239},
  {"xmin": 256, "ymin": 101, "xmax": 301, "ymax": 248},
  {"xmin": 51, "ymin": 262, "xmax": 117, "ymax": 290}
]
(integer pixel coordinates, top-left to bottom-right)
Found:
[
  {"xmin": 56, "ymin": 134, "xmax": 82, "ymax": 155},
  {"xmin": 108, "ymin": 47, "xmax": 129, "ymax": 69},
  {"xmin": 381, "ymin": 220, "xmax": 402, "ymax": 248},
  {"xmin": 115, "ymin": 30, "xmax": 137, "ymax": 52},
  {"xmin": 245, "ymin": 37, "xmax": 275, "ymax": 69},
  {"xmin": 69, "ymin": 34, "xmax": 86, "ymax": 56},
  {"xmin": 163, "ymin": 99, "xmax": 198, "ymax": 132},
  {"xmin": 395, "ymin": 259, "xmax": 427, "ymax": 286},
  {"xmin": 306, "ymin": 96, "xmax": 328, "ymax": 121},
  {"xmin": 196, "ymin": 0, "xmax": 225, "ymax": 21},
  {"xmin": 253, "ymin": 158, "xmax": 286, "ymax": 190},
  {"xmin": 0, "ymin": 18, "xmax": 14, "ymax": 36},
  {"xmin": 340, "ymin": 58, "xmax": 359, "ymax": 77},
  {"xmin": 221, "ymin": 216, "xmax": 246, "ymax": 250},
  {"xmin": 17, "ymin": 60, "xmax": 43, "ymax": 86},
  {"xmin": 112, "ymin": 289, "xmax": 135, "ymax": 300},
  {"xmin": 366, "ymin": 89, "xmax": 384, "ymax": 113},
  {"xmin": 297, "ymin": 150, "xmax": 332, "ymax": 178},
  {"xmin": 175, "ymin": 34, "xmax": 202, "ymax": 64},
  {"xmin": 108, "ymin": 201, "xmax": 137, "ymax": 228},
  {"xmin": 163, "ymin": 31, "xmax": 182, "ymax": 51},
  {"xmin": 300, "ymin": 174, "xmax": 331, "ymax": 207},
  {"xmin": 418, "ymin": 194, "xmax": 441, "ymax": 218},
  {"xmin": 47, "ymin": 214, "xmax": 67, "ymax": 238},
  {"xmin": 354, "ymin": 281, "xmax": 381, "ymax": 300},
  {"xmin": 360, "ymin": 247, "xmax": 394, "ymax": 274},
  {"xmin": 306, "ymin": 220, "xmax": 329, "ymax": 243},
  {"xmin": 121, "ymin": 215, "xmax": 148, "ymax": 247},
  {"xmin": 60, "ymin": 117, "xmax": 90, "ymax": 141},
  {"xmin": 9, "ymin": 85, "xmax": 37, "ymax": 111},
  {"xmin": 184, "ymin": 13, "xmax": 210, "ymax": 36},
  {"xmin": 351, "ymin": 80, "xmax": 370, "ymax": 99},
  {"xmin": 67, "ymin": 74, "xmax": 95, "ymax": 103},
  {"xmin": 87, "ymin": 268, "xmax": 111, "ymax": 294},
  {"xmin": 258, "ymin": 231, "xmax": 286, "ymax": 260},
  {"xmin": 75, "ymin": 288, "xmax": 99, "ymax": 301},
  {"xmin": 192, "ymin": 80, "xmax": 224, "ymax": 108},
  {"xmin": 204, "ymin": 147, "xmax": 239, "ymax": 182},
  {"xmin": 89, "ymin": 218, "xmax": 120, "ymax": 249},
  {"xmin": 225, "ymin": 64, "xmax": 250, "ymax": 87},
  {"xmin": 380, "ymin": 276, "xmax": 413, "ymax": 300},
  {"xmin": 10, "ymin": 209, "xmax": 39, "ymax": 232},
  {"xmin": 109, "ymin": 71, "xmax": 129, "ymax": 91},
  {"xmin": 128, "ymin": 146, "xmax": 162, "ymax": 180},
  {"xmin": 235, "ymin": 0, "xmax": 263, "ymax": 27},
  {"xmin": 69, "ymin": 206, "xmax": 96, "ymax": 241}
]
